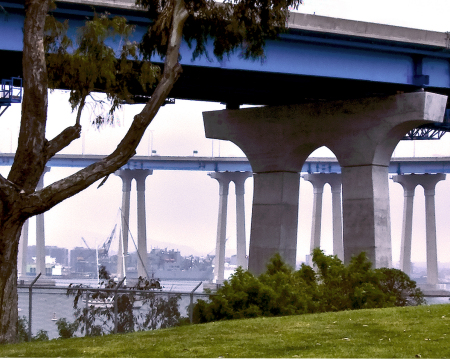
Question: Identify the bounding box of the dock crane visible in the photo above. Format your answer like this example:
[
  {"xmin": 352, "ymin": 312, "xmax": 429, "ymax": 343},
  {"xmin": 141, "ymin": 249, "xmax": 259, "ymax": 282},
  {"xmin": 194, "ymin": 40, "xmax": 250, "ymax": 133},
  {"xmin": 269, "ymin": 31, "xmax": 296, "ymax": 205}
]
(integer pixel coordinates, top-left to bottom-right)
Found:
[
  {"xmin": 98, "ymin": 224, "xmax": 117, "ymax": 260},
  {"xmin": 81, "ymin": 237, "xmax": 91, "ymax": 250}
]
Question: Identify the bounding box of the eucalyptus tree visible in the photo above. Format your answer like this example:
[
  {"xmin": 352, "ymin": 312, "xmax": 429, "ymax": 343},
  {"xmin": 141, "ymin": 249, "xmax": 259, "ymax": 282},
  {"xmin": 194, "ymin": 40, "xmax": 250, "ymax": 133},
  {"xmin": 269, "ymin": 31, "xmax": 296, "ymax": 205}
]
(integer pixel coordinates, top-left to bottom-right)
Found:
[{"xmin": 0, "ymin": 0, "xmax": 301, "ymax": 343}]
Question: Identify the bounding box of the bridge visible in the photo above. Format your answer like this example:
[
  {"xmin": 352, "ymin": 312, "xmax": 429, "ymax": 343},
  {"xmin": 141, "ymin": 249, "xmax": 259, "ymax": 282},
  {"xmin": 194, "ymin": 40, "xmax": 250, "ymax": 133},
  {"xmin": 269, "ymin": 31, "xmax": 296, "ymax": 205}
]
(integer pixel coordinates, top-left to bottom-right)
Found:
[
  {"xmin": 10, "ymin": 152, "xmax": 450, "ymax": 289},
  {"xmin": 4, "ymin": 0, "xmax": 450, "ymax": 286},
  {"xmin": 3, "ymin": 153, "xmax": 450, "ymax": 174}
]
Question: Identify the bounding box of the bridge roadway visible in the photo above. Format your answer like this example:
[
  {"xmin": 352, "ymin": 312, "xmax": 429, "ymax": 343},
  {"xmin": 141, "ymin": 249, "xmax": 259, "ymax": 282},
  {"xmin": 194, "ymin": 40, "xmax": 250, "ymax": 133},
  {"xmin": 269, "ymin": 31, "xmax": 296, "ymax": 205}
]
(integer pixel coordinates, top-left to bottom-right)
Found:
[
  {"xmin": 2, "ymin": 153, "xmax": 450, "ymax": 174},
  {"xmin": 2, "ymin": 0, "xmax": 450, "ymax": 104}
]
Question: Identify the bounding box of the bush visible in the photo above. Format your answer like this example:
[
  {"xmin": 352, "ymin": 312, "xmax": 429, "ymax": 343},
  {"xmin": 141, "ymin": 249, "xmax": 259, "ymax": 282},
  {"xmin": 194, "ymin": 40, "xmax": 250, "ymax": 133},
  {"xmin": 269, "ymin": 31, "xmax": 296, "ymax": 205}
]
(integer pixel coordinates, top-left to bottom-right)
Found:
[
  {"xmin": 55, "ymin": 318, "xmax": 78, "ymax": 339},
  {"xmin": 17, "ymin": 316, "xmax": 29, "ymax": 342},
  {"xmin": 312, "ymin": 249, "xmax": 395, "ymax": 311},
  {"xmin": 17, "ymin": 317, "xmax": 49, "ymax": 342},
  {"xmin": 192, "ymin": 250, "xmax": 425, "ymax": 324},
  {"xmin": 375, "ymin": 267, "xmax": 425, "ymax": 306},
  {"xmin": 32, "ymin": 330, "xmax": 49, "ymax": 342},
  {"xmin": 62, "ymin": 266, "xmax": 181, "ymax": 336}
]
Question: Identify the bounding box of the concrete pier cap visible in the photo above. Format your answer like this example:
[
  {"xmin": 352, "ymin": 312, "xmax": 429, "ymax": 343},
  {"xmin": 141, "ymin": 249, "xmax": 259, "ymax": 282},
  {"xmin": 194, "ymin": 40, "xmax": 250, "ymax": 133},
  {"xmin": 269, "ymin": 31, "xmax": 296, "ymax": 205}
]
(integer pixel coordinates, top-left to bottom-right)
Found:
[{"xmin": 203, "ymin": 92, "xmax": 447, "ymax": 274}]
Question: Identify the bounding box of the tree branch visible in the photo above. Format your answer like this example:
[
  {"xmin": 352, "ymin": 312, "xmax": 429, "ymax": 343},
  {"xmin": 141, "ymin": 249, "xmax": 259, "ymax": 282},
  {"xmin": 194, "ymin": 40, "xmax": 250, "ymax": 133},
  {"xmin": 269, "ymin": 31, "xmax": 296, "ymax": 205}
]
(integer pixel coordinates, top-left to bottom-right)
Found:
[
  {"xmin": 44, "ymin": 92, "xmax": 86, "ymax": 165},
  {"xmin": 20, "ymin": 0, "xmax": 190, "ymax": 217},
  {"xmin": 44, "ymin": 124, "xmax": 82, "ymax": 162},
  {"xmin": 8, "ymin": 0, "xmax": 49, "ymax": 191},
  {"xmin": 75, "ymin": 94, "xmax": 86, "ymax": 127},
  {"xmin": 0, "ymin": 174, "xmax": 19, "ymax": 204}
]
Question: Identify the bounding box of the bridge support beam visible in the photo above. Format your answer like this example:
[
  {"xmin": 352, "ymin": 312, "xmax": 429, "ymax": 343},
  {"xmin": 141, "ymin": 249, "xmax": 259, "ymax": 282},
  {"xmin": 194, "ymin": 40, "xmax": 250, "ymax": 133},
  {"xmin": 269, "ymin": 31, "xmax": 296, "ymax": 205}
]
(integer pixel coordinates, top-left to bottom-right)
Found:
[
  {"xmin": 393, "ymin": 173, "xmax": 445, "ymax": 285},
  {"xmin": 302, "ymin": 173, "xmax": 343, "ymax": 261},
  {"xmin": 18, "ymin": 220, "xmax": 29, "ymax": 277},
  {"xmin": 249, "ymin": 171, "xmax": 299, "ymax": 275},
  {"xmin": 204, "ymin": 92, "xmax": 446, "ymax": 274},
  {"xmin": 209, "ymin": 171, "xmax": 252, "ymax": 283},
  {"xmin": 36, "ymin": 167, "xmax": 50, "ymax": 276},
  {"xmin": 115, "ymin": 169, "xmax": 153, "ymax": 280}
]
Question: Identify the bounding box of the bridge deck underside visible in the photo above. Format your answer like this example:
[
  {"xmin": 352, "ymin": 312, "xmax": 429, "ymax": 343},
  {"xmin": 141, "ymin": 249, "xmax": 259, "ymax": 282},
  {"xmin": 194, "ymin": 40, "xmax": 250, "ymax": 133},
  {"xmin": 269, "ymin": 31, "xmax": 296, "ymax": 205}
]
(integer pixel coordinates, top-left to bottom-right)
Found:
[
  {"xmin": 3, "ymin": 0, "xmax": 450, "ymax": 105},
  {"xmin": 0, "ymin": 49, "xmax": 430, "ymax": 106}
]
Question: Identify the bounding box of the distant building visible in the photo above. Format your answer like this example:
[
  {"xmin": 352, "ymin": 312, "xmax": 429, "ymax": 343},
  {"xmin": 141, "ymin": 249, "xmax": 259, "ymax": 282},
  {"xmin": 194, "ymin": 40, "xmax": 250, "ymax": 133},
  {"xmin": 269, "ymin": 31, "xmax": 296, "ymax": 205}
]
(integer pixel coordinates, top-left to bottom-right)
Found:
[
  {"xmin": 27, "ymin": 245, "xmax": 69, "ymax": 266},
  {"xmin": 69, "ymin": 247, "xmax": 97, "ymax": 276}
]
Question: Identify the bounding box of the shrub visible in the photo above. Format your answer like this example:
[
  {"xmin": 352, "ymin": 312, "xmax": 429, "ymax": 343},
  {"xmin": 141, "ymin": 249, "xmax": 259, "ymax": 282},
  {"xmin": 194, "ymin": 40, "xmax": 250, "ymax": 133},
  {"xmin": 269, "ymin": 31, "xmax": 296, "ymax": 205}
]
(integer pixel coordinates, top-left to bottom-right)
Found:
[
  {"xmin": 192, "ymin": 250, "xmax": 425, "ymax": 324},
  {"xmin": 62, "ymin": 267, "xmax": 181, "ymax": 336},
  {"xmin": 17, "ymin": 316, "xmax": 49, "ymax": 342},
  {"xmin": 55, "ymin": 318, "xmax": 78, "ymax": 339},
  {"xmin": 375, "ymin": 267, "xmax": 425, "ymax": 306}
]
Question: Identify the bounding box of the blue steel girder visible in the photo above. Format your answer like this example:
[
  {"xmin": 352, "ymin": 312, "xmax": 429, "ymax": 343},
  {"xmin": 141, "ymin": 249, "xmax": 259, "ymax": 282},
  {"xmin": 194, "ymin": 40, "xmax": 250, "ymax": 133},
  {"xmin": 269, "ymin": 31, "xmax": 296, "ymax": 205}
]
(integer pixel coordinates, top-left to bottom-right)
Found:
[
  {"xmin": 402, "ymin": 109, "xmax": 450, "ymax": 140},
  {"xmin": 2, "ymin": 0, "xmax": 450, "ymax": 105}
]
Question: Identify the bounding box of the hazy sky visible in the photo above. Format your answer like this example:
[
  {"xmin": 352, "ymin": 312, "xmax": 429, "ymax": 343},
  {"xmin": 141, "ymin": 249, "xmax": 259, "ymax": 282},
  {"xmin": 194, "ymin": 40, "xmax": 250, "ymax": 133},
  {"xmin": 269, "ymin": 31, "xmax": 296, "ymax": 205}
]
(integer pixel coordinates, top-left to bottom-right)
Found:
[{"xmin": 2, "ymin": 0, "xmax": 450, "ymax": 266}]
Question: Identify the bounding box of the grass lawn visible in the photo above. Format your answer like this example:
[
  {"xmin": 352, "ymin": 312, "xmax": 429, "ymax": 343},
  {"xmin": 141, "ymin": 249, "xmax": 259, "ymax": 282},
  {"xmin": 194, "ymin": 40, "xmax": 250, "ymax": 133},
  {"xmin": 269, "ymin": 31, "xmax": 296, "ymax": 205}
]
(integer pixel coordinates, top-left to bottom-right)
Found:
[{"xmin": 1, "ymin": 303, "xmax": 449, "ymax": 358}]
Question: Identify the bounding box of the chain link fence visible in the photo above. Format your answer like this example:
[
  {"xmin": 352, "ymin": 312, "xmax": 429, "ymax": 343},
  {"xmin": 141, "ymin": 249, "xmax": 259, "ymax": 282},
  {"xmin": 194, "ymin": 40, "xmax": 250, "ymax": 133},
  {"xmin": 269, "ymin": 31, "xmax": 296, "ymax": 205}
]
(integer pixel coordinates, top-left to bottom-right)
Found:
[{"xmin": 18, "ymin": 274, "xmax": 212, "ymax": 341}]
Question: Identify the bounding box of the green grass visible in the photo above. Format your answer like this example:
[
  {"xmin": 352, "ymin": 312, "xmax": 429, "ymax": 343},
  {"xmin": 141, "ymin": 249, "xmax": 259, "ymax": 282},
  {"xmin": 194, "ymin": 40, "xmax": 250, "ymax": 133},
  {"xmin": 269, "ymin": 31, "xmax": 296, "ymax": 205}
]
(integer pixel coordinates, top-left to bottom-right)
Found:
[{"xmin": 1, "ymin": 303, "xmax": 450, "ymax": 358}]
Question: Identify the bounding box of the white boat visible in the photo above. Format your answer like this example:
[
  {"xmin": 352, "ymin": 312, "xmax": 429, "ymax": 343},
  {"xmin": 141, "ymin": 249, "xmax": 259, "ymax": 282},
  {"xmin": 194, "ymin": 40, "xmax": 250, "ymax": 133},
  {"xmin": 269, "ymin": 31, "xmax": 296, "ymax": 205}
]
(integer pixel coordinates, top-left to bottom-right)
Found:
[{"xmin": 88, "ymin": 297, "xmax": 114, "ymax": 308}]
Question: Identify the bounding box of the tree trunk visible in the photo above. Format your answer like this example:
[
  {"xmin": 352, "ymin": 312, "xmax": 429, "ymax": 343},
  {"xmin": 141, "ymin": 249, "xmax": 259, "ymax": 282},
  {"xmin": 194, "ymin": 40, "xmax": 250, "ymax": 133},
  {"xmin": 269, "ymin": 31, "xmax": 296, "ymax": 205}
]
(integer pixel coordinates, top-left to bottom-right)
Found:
[
  {"xmin": 0, "ymin": 219, "xmax": 24, "ymax": 344},
  {"xmin": 0, "ymin": 0, "xmax": 189, "ymax": 344}
]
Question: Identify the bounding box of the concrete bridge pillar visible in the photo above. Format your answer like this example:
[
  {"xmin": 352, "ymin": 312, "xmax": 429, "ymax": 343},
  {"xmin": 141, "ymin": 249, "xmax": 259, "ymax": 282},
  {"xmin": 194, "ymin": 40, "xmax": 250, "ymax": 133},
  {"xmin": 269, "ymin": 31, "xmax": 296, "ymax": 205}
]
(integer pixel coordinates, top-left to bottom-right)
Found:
[
  {"xmin": 35, "ymin": 167, "xmax": 50, "ymax": 276},
  {"xmin": 209, "ymin": 171, "xmax": 252, "ymax": 283},
  {"xmin": 115, "ymin": 169, "xmax": 153, "ymax": 280},
  {"xmin": 204, "ymin": 92, "xmax": 446, "ymax": 274},
  {"xmin": 18, "ymin": 220, "xmax": 29, "ymax": 277},
  {"xmin": 134, "ymin": 170, "xmax": 153, "ymax": 278},
  {"xmin": 392, "ymin": 175, "xmax": 417, "ymax": 276},
  {"xmin": 302, "ymin": 173, "xmax": 343, "ymax": 261},
  {"xmin": 234, "ymin": 172, "xmax": 252, "ymax": 269},
  {"xmin": 249, "ymin": 171, "xmax": 300, "ymax": 275},
  {"xmin": 393, "ymin": 173, "xmax": 445, "ymax": 285},
  {"xmin": 209, "ymin": 172, "xmax": 231, "ymax": 284},
  {"xmin": 116, "ymin": 169, "xmax": 133, "ymax": 280}
]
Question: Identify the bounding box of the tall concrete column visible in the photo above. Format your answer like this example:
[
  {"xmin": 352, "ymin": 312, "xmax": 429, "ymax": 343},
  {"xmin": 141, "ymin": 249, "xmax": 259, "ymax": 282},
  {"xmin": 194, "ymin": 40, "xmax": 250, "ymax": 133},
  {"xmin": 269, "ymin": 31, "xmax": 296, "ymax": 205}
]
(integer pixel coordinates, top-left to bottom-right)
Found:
[
  {"xmin": 392, "ymin": 175, "xmax": 417, "ymax": 276},
  {"xmin": 392, "ymin": 173, "xmax": 445, "ymax": 284},
  {"xmin": 204, "ymin": 91, "xmax": 446, "ymax": 273},
  {"xmin": 36, "ymin": 167, "xmax": 50, "ymax": 276},
  {"xmin": 330, "ymin": 178, "xmax": 344, "ymax": 261},
  {"xmin": 18, "ymin": 219, "xmax": 29, "ymax": 277},
  {"xmin": 422, "ymin": 174, "xmax": 445, "ymax": 285},
  {"xmin": 115, "ymin": 169, "xmax": 133, "ymax": 280},
  {"xmin": 340, "ymin": 165, "xmax": 392, "ymax": 267},
  {"xmin": 208, "ymin": 172, "xmax": 231, "ymax": 283},
  {"xmin": 303, "ymin": 173, "xmax": 343, "ymax": 260},
  {"xmin": 302, "ymin": 174, "xmax": 326, "ymax": 254},
  {"xmin": 134, "ymin": 170, "xmax": 153, "ymax": 278},
  {"xmin": 249, "ymin": 172, "xmax": 300, "ymax": 275},
  {"xmin": 234, "ymin": 172, "xmax": 252, "ymax": 269}
]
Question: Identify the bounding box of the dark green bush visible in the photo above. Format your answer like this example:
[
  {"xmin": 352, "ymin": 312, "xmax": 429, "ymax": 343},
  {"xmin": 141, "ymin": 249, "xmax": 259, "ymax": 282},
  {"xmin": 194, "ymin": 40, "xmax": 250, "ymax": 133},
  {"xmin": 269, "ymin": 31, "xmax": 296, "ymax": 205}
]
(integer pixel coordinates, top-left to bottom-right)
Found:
[
  {"xmin": 17, "ymin": 316, "xmax": 49, "ymax": 342},
  {"xmin": 192, "ymin": 249, "xmax": 425, "ymax": 324},
  {"xmin": 375, "ymin": 267, "xmax": 425, "ymax": 306},
  {"xmin": 55, "ymin": 317, "xmax": 78, "ymax": 339}
]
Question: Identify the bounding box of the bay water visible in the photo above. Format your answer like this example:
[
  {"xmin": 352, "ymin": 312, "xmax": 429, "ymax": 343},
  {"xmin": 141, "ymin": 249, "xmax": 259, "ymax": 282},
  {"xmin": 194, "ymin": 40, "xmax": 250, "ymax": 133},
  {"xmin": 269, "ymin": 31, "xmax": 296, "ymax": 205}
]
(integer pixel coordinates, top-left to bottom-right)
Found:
[{"xmin": 18, "ymin": 279, "xmax": 207, "ymax": 340}]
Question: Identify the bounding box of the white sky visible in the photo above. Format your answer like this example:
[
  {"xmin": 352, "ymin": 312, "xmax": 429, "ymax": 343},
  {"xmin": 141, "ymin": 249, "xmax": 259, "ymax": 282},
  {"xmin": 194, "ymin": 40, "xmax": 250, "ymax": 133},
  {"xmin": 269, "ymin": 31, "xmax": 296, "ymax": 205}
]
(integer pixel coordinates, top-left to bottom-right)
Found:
[{"xmin": 2, "ymin": 0, "xmax": 450, "ymax": 267}]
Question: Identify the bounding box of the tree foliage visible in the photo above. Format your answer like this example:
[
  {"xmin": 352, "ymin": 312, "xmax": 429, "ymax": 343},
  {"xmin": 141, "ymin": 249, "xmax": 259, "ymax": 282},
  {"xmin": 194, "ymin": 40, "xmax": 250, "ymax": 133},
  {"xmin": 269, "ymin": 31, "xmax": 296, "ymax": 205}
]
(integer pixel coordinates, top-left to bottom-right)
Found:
[
  {"xmin": 137, "ymin": 0, "xmax": 302, "ymax": 61},
  {"xmin": 45, "ymin": 11, "xmax": 161, "ymax": 127},
  {"xmin": 59, "ymin": 266, "xmax": 180, "ymax": 338},
  {"xmin": 193, "ymin": 250, "xmax": 425, "ymax": 324}
]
